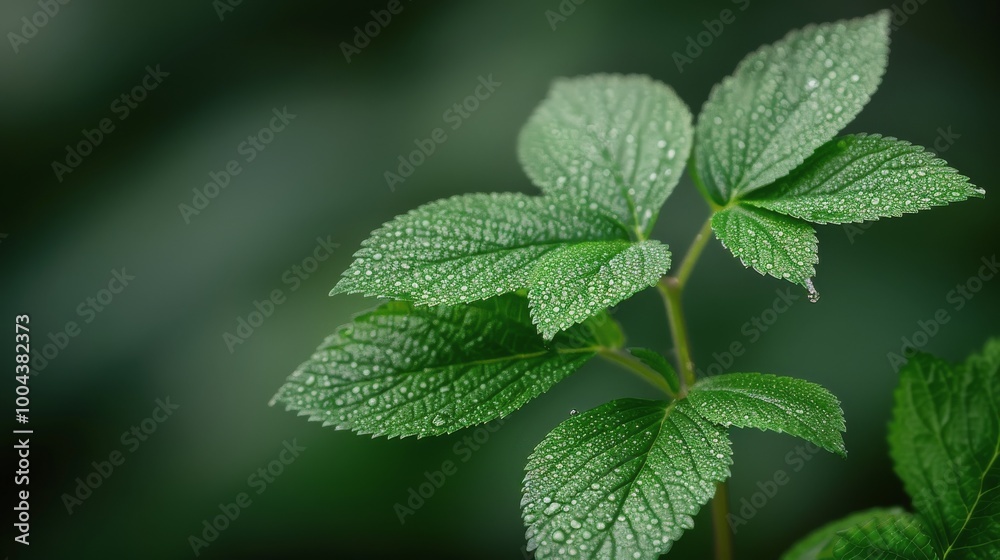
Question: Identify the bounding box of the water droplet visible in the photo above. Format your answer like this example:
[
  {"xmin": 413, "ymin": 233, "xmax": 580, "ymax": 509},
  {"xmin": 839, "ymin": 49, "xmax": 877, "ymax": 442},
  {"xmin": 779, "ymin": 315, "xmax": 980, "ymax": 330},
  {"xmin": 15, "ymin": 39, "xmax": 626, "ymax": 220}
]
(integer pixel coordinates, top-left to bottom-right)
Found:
[
  {"xmin": 805, "ymin": 278, "xmax": 820, "ymax": 303},
  {"xmin": 569, "ymin": 409, "xmax": 579, "ymax": 416}
]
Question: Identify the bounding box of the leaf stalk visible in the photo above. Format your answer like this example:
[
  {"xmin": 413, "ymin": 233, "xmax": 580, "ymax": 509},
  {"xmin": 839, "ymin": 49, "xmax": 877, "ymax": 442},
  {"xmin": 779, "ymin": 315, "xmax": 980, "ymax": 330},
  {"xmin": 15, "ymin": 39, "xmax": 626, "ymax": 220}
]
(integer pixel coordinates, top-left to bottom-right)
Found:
[{"xmin": 598, "ymin": 348, "xmax": 676, "ymax": 398}]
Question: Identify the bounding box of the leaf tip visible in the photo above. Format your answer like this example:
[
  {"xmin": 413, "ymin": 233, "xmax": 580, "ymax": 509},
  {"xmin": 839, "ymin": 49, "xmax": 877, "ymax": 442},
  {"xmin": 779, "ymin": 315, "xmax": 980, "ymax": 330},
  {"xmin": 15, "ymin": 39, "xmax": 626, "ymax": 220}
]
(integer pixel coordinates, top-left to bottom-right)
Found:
[
  {"xmin": 805, "ymin": 278, "xmax": 820, "ymax": 303},
  {"xmin": 329, "ymin": 278, "xmax": 350, "ymax": 296},
  {"xmin": 871, "ymin": 9, "xmax": 891, "ymax": 27},
  {"xmin": 832, "ymin": 439, "xmax": 848, "ymax": 459}
]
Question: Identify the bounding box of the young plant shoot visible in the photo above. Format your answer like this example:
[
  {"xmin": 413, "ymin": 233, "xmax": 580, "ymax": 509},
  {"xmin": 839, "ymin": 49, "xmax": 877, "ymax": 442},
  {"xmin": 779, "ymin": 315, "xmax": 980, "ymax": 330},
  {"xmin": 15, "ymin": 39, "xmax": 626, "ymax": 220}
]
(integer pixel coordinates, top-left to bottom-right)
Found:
[{"xmin": 273, "ymin": 11, "xmax": 984, "ymax": 560}]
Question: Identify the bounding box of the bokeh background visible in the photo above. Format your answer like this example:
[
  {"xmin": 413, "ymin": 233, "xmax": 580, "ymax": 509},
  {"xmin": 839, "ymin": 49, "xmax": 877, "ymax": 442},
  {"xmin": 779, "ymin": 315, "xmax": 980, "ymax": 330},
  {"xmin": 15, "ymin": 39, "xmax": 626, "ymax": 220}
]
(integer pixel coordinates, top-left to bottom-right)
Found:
[{"xmin": 2, "ymin": 1, "xmax": 997, "ymax": 558}]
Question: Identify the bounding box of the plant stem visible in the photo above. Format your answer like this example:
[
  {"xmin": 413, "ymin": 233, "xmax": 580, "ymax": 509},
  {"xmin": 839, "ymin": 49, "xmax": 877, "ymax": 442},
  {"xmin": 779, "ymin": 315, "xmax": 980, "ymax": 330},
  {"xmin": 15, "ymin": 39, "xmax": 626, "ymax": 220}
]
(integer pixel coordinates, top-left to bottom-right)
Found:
[
  {"xmin": 711, "ymin": 481, "xmax": 734, "ymax": 560},
  {"xmin": 657, "ymin": 278, "xmax": 696, "ymax": 393},
  {"xmin": 599, "ymin": 349, "xmax": 676, "ymax": 398},
  {"xmin": 659, "ymin": 214, "xmax": 734, "ymax": 560},
  {"xmin": 675, "ymin": 218, "xmax": 714, "ymax": 290},
  {"xmin": 655, "ymin": 216, "xmax": 712, "ymax": 393}
]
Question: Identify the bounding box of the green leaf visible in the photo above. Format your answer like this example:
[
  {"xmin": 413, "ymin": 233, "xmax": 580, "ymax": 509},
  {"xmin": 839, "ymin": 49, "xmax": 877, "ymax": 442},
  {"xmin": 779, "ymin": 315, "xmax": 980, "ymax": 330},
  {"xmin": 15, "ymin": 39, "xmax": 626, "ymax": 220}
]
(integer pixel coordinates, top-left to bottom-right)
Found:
[
  {"xmin": 711, "ymin": 204, "xmax": 819, "ymax": 292},
  {"xmin": 629, "ymin": 347, "xmax": 680, "ymax": 394},
  {"xmin": 332, "ymin": 192, "xmax": 625, "ymax": 305},
  {"xmin": 518, "ymin": 74, "xmax": 694, "ymax": 236},
  {"xmin": 695, "ymin": 12, "xmax": 890, "ymax": 203},
  {"xmin": 270, "ymin": 293, "xmax": 622, "ymax": 438},
  {"xmin": 687, "ymin": 372, "xmax": 846, "ymax": 456},
  {"xmin": 528, "ymin": 240, "xmax": 671, "ymax": 339},
  {"xmin": 522, "ymin": 398, "xmax": 732, "ymax": 559},
  {"xmin": 832, "ymin": 512, "xmax": 939, "ymax": 560},
  {"xmin": 782, "ymin": 508, "xmax": 909, "ymax": 560},
  {"xmin": 331, "ymin": 192, "xmax": 665, "ymax": 338},
  {"xmin": 888, "ymin": 339, "xmax": 1000, "ymax": 559},
  {"xmin": 745, "ymin": 134, "xmax": 984, "ymax": 224}
]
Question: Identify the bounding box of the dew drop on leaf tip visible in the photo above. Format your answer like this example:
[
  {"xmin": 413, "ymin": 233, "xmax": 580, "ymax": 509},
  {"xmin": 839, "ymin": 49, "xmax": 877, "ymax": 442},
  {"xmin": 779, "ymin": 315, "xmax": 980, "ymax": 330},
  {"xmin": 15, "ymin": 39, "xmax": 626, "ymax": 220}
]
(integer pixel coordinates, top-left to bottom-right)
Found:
[{"xmin": 805, "ymin": 278, "xmax": 820, "ymax": 303}]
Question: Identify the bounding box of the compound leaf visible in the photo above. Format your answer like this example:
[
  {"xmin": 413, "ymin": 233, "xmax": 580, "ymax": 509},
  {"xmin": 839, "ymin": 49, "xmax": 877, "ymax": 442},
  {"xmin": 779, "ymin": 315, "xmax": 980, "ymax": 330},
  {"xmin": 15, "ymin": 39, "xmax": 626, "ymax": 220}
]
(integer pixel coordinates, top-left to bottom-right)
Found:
[
  {"xmin": 522, "ymin": 398, "xmax": 732, "ymax": 560},
  {"xmin": 529, "ymin": 240, "xmax": 671, "ymax": 339},
  {"xmin": 746, "ymin": 134, "xmax": 984, "ymax": 224},
  {"xmin": 711, "ymin": 204, "xmax": 819, "ymax": 291},
  {"xmin": 271, "ymin": 293, "xmax": 622, "ymax": 438},
  {"xmin": 832, "ymin": 512, "xmax": 939, "ymax": 560},
  {"xmin": 518, "ymin": 74, "xmax": 693, "ymax": 236},
  {"xmin": 888, "ymin": 339, "xmax": 1000, "ymax": 559},
  {"xmin": 781, "ymin": 508, "xmax": 909, "ymax": 560},
  {"xmin": 688, "ymin": 372, "xmax": 846, "ymax": 456},
  {"xmin": 695, "ymin": 12, "xmax": 890, "ymax": 203}
]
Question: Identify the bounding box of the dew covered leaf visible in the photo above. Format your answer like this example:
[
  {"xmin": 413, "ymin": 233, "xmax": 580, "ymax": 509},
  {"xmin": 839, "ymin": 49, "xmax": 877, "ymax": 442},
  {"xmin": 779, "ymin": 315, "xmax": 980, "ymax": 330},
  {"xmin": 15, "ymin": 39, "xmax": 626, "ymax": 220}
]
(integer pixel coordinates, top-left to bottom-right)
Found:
[
  {"xmin": 332, "ymin": 192, "xmax": 669, "ymax": 339},
  {"xmin": 270, "ymin": 293, "xmax": 623, "ymax": 438},
  {"xmin": 832, "ymin": 512, "xmax": 939, "ymax": 560},
  {"xmin": 711, "ymin": 204, "xmax": 819, "ymax": 290},
  {"xmin": 528, "ymin": 240, "xmax": 671, "ymax": 339},
  {"xmin": 629, "ymin": 347, "xmax": 680, "ymax": 394},
  {"xmin": 745, "ymin": 134, "xmax": 984, "ymax": 224},
  {"xmin": 331, "ymin": 192, "xmax": 628, "ymax": 307},
  {"xmin": 688, "ymin": 372, "xmax": 846, "ymax": 456},
  {"xmin": 781, "ymin": 508, "xmax": 909, "ymax": 560},
  {"xmin": 522, "ymin": 398, "xmax": 732, "ymax": 560},
  {"xmin": 695, "ymin": 12, "xmax": 890, "ymax": 203},
  {"xmin": 518, "ymin": 74, "xmax": 693, "ymax": 236},
  {"xmin": 888, "ymin": 339, "xmax": 1000, "ymax": 559}
]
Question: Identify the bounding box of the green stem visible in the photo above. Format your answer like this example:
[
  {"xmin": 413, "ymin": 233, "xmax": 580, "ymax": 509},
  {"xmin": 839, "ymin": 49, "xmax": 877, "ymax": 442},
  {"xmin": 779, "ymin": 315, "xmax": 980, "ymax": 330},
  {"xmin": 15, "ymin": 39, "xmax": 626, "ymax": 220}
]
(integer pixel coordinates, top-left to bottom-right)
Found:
[
  {"xmin": 599, "ymin": 349, "xmax": 676, "ymax": 398},
  {"xmin": 655, "ymin": 216, "xmax": 712, "ymax": 393},
  {"xmin": 676, "ymin": 218, "xmax": 714, "ymax": 290},
  {"xmin": 711, "ymin": 481, "xmax": 734, "ymax": 560},
  {"xmin": 659, "ymin": 213, "xmax": 733, "ymax": 560},
  {"xmin": 657, "ymin": 278, "xmax": 696, "ymax": 394}
]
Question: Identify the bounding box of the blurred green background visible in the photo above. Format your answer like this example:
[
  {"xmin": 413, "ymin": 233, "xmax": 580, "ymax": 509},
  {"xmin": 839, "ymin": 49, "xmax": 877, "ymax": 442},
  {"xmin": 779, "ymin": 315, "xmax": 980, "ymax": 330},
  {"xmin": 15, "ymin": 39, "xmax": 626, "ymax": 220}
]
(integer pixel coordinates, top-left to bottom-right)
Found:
[{"xmin": 1, "ymin": 0, "xmax": 996, "ymax": 558}]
